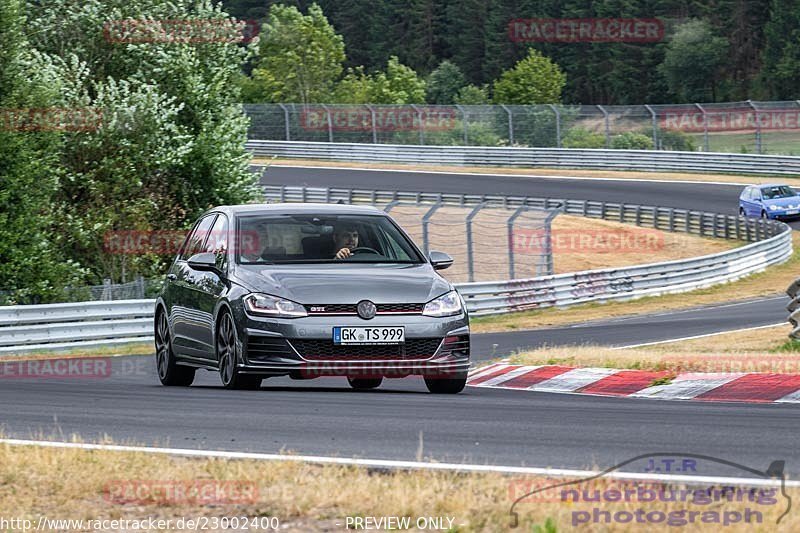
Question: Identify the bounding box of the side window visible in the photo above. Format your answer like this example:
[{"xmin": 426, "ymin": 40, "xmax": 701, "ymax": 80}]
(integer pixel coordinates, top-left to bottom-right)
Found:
[
  {"xmin": 206, "ymin": 214, "xmax": 229, "ymax": 271},
  {"xmin": 742, "ymin": 187, "xmax": 751, "ymax": 200},
  {"xmin": 180, "ymin": 215, "xmax": 217, "ymax": 260},
  {"xmin": 753, "ymin": 189, "xmax": 762, "ymax": 200}
]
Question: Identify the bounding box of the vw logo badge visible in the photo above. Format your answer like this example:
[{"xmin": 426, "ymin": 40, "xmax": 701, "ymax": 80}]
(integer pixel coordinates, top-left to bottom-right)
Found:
[{"xmin": 357, "ymin": 300, "xmax": 377, "ymax": 320}]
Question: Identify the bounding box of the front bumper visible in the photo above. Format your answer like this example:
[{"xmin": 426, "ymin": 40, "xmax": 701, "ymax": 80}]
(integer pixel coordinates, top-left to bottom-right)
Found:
[{"xmin": 236, "ymin": 311, "xmax": 470, "ymax": 378}]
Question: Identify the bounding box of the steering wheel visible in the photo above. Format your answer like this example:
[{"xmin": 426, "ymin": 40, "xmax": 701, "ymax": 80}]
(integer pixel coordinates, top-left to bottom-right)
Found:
[{"xmin": 350, "ymin": 246, "xmax": 381, "ymax": 255}]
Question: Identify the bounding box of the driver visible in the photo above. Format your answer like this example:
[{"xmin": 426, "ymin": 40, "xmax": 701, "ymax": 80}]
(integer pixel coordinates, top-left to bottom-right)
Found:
[{"xmin": 333, "ymin": 222, "xmax": 359, "ymax": 260}]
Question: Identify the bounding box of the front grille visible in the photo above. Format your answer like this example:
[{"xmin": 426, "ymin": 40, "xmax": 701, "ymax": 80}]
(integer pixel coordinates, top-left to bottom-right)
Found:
[
  {"xmin": 247, "ymin": 336, "xmax": 296, "ymax": 360},
  {"xmin": 290, "ymin": 338, "xmax": 442, "ymax": 360},
  {"xmin": 306, "ymin": 303, "xmax": 424, "ymax": 315}
]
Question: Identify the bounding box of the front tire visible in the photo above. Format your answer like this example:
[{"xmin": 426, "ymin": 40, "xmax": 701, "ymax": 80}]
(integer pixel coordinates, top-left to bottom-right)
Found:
[
  {"xmin": 155, "ymin": 310, "xmax": 195, "ymax": 386},
  {"xmin": 761, "ymin": 210, "xmax": 769, "ymax": 220},
  {"xmin": 217, "ymin": 311, "xmax": 262, "ymax": 390},
  {"xmin": 347, "ymin": 376, "xmax": 383, "ymax": 390},
  {"xmin": 424, "ymin": 372, "xmax": 467, "ymax": 394}
]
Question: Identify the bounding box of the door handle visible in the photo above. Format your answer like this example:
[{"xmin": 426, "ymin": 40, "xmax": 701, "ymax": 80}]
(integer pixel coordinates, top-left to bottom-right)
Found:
[{"xmin": 166, "ymin": 274, "xmax": 177, "ymax": 280}]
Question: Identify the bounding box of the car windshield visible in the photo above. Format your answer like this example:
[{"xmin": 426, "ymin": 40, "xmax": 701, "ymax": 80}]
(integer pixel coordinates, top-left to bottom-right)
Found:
[
  {"xmin": 761, "ymin": 185, "xmax": 796, "ymax": 199},
  {"xmin": 235, "ymin": 213, "xmax": 424, "ymax": 264}
]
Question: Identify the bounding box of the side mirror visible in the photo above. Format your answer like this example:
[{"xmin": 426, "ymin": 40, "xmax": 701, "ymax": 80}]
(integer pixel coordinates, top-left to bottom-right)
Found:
[
  {"xmin": 429, "ymin": 250, "xmax": 453, "ymax": 270},
  {"xmin": 187, "ymin": 252, "xmax": 218, "ymax": 271}
]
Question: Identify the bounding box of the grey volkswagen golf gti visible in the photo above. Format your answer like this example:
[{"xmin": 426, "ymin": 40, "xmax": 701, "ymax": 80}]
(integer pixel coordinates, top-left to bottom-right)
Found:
[{"xmin": 154, "ymin": 203, "xmax": 470, "ymax": 393}]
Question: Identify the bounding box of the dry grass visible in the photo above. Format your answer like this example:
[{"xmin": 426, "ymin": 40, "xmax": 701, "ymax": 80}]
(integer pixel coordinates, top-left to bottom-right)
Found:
[
  {"xmin": 550, "ymin": 215, "xmax": 734, "ymax": 274},
  {"xmin": 506, "ymin": 325, "xmax": 800, "ymax": 374},
  {"xmin": 0, "ymin": 342, "xmax": 153, "ymax": 361},
  {"xmin": 1, "ymin": 441, "xmax": 796, "ymax": 532},
  {"xmin": 258, "ymin": 158, "xmax": 800, "ymax": 187},
  {"xmin": 471, "ymin": 234, "xmax": 799, "ymax": 333}
]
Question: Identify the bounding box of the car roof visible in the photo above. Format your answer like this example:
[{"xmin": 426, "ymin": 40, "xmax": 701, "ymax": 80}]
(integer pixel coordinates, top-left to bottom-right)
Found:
[
  {"xmin": 207, "ymin": 203, "xmax": 386, "ymax": 217},
  {"xmin": 756, "ymin": 183, "xmax": 790, "ymax": 188}
]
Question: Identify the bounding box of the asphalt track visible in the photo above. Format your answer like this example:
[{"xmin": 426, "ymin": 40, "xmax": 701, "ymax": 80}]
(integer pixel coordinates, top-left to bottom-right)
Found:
[{"xmin": 3, "ymin": 165, "xmax": 797, "ymax": 478}]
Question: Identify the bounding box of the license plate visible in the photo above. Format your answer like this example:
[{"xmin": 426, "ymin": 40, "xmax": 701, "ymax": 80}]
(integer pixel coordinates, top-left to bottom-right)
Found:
[
  {"xmin": 333, "ymin": 327, "xmax": 405, "ymax": 345},
  {"xmin": 787, "ymin": 209, "xmax": 799, "ymax": 215}
]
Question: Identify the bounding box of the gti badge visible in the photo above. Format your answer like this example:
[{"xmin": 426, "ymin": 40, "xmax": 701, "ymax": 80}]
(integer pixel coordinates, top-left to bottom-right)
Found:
[{"xmin": 357, "ymin": 300, "xmax": 377, "ymax": 320}]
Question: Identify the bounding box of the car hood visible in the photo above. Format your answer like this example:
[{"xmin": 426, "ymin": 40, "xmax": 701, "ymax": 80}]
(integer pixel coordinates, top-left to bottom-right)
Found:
[
  {"xmin": 764, "ymin": 197, "xmax": 800, "ymax": 209},
  {"xmin": 232, "ymin": 263, "xmax": 452, "ymax": 304}
]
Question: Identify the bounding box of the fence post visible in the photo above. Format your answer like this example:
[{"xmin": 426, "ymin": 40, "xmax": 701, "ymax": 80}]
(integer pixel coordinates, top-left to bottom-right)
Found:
[
  {"xmin": 501, "ymin": 104, "xmax": 514, "ymax": 145},
  {"xmin": 597, "ymin": 105, "xmax": 610, "ymax": 147},
  {"xmin": 422, "ymin": 200, "xmax": 443, "ymax": 255},
  {"xmin": 321, "ymin": 104, "xmax": 333, "ymax": 143},
  {"xmin": 506, "ymin": 206, "xmax": 532, "ymax": 279},
  {"xmin": 466, "ymin": 203, "xmax": 487, "ymax": 282},
  {"xmin": 278, "ymin": 103, "xmax": 290, "ymax": 141},
  {"xmin": 695, "ymin": 103, "xmax": 709, "ymax": 151},
  {"xmin": 383, "ymin": 200, "xmax": 401, "ymax": 213},
  {"xmin": 644, "ymin": 104, "xmax": 657, "ymax": 149},
  {"xmin": 456, "ymin": 105, "xmax": 468, "ymax": 145},
  {"xmin": 366, "ymin": 104, "xmax": 377, "ymax": 144},
  {"xmin": 543, "ymin": 209, "xmax": 562, "ymax": 276},
  {"xmin": 548, "ymin": 104, "xmax": 561, "ymax": 148},
  {"xmin": 412, "ymin": 104, "xmax": 424, "ymax": 145},
  {"xmin": 747, "ymin": 100, "xmax": 762, "ymax": 154},
  {"xmin": 136, "ymin": 276, "xmax": 145, "ymax": 299}
]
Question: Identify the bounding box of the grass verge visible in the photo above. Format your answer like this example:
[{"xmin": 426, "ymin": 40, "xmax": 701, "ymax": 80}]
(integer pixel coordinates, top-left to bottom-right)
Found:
[
  {"xmin": 1, "ymin": 439, "xmax": 795, "ymax": 532},
  {"xmin": 505, "ymin": 325, "xmax": 800, "ymax": 374}
]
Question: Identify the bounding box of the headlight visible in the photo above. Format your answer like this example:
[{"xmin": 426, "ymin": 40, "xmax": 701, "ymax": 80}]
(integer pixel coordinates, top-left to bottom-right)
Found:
[
  {"xmin": 422, "ymin": 291, "xmax": 463, "ymax": 317},
  {"xmin": 769, "ymin": 205, "xmax": 780, "ymax": 211},
  {"xmin": 244, "ymin": 293, "xmax": 307, "ymax": 318}
]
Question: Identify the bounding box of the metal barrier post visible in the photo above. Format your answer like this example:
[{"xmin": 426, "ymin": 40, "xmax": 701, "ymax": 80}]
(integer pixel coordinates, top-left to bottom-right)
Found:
[
  {"xmin": 366, "ymin": 104, "xmax": 377, "ymax": 144},
  {"xmin": 597, "ymin": 105, "xmax": 610, "ymax": 148},
  {"xmin": 747, "ymin": 100, "xmax": 762, "ymax": 154},
  {"xmin": 548, "ymin": 104, "xmax": 561, "ymax": 147},
  {"xmin": 422, "ymin": 200, "xmax": 443, "ymax": 255},
  {"xmin": 501, "ymin": 104, "xmax": 514, "ymax": 145},
  {"xmin": 506, "ymin": 206, "xmax": 533, "ymax": 279},
  {"xmin": 695, "ymin": 103, "xmax": 709, "ymax": 151},
  {"xmin": 321, "ymin": 104, "xmax": 333, "ymax": 143},
  {"xmin": 644, "ymin": 104, "xmax": 657, "ymax": 148},
  {"xmin": 543, "ymin": 209, "xmax": 562, "ymax": 276},
  {"xmin": 412, "ymin": 104, "xmax": 424, "ymax": 145},
  {"xmin": 383, "ymin": 200, "xmax": 401, "ymax": 213},
  {"xmin": 466, "ymin": 203, "xmax": 487, "ymax": 282},
  {"xmin": 278, "ymin": 103, "xmax": 290, "ymax": 141}
]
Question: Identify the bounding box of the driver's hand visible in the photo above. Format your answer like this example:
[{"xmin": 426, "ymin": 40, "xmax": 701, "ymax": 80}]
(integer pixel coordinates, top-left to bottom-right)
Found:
[{"xmin": 335, "ymin": 247, "xmax": 352, "ymax": 260}]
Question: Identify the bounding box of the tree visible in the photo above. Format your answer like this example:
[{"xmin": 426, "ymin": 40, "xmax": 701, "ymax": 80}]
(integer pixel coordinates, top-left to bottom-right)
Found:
[
  {"xmin": 26, "ymin": 0, "xmax": 259, "ymax": 283},
  {"xmin": 454, "ymin": 84, "xmax": 489, "ymax": 105},
  {"xmin": 0, "ymin": 0, "xmax": 85, "ymax": 303},
  {"xmin": 332, "ymin": 56, "xmax": 426, "ymax": 104},
  {"xmin": 760, "ymin": 0, "xmax": 800, "ymax": 99},
  {"xmin": 426, "ymin": 60, "xmax": 466, "ymax": 104},
  {"xmin": 492, "ymin": 49, "xmax": 566, "ymax": 104},
  {"xmin": 246, "ymin": 3, "xmax": 345, "ymax": 103},
  {"xmin": 659, "ymin": 19, "xmax": 729, "ymax": 102}
]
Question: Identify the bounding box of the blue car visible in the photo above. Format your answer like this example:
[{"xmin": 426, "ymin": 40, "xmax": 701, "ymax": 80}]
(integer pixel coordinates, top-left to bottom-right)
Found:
[{"xmin": 739, "ymin": 184, "xmax": 800, "ymax": 220}]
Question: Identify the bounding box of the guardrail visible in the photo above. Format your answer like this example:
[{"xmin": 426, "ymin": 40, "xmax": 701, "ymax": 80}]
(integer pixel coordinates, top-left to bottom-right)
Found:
[
  {"xmin": 246, "ymin": 140, "xmax": 800, "ymax": 176},
  {"xmin": 787, "ymin": 280, "xmax": 800, "ymax": 339},
  {"xmin": 1, "ymin": 190, "xmax": 792, "ymax": 353},
  {"xmin": 263, "ymin": 185, "xmax": 785, "ymax": 243},
  {"xmin": 0, "ymin": 300, "xmax": 154, "ymax": 354}
]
